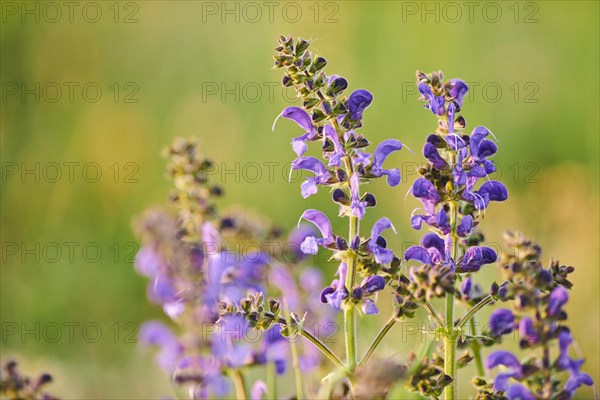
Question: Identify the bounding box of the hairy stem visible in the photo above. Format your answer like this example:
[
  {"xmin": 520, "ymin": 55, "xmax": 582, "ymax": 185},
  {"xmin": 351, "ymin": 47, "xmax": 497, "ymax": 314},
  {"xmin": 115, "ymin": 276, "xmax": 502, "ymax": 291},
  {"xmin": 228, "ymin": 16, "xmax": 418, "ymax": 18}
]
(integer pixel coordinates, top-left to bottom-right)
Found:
[
  {"xmin": 470, "ymin": 317, "xmax": 485, "ymax": 377},
  {"xmin": 361, "ymin": 315, "xmax": 396, "ymax": 365},
  {"xmin": 444, "ymin": 200, "xmax": 459, "ymax": 400},
  {"xmin": 456, "ymin": 295, "xmax": 494, "ymax": 329},
  {"xmin": 424, "ymin": 300, "xmax": 444, "ymax": 328},
  {"xmin": 342, "ymin": 150, "xmax": 360, "ymax": 374}
]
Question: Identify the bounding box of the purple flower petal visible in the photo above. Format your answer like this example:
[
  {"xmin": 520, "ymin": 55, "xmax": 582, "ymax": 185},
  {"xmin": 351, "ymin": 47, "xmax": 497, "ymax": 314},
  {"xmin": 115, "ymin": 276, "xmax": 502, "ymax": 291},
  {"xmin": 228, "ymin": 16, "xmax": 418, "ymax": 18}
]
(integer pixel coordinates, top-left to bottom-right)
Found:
[
  {"xmin": 489, "ymin": 309, "xmax": 515, "ymax": 337},
  {"xmin": 404, "ymin": 246, "xmax": 432, "ymax": 265},
  {"xmin": 547, "ymin": 286, "xmax": 569, "ymax": 316},
  {"xmin": 348, "ymin": 89, "xmax": 373, "ymax": 120},
  {"xmin": 299, "ymin": 209, "xmax": 334, "ymax": 243},
  {"xmin": 519, "ymin": 317, "xmax": 539, "ymax": 345},
  {"xmin": 281, "ymin": 107, "xmax": 316, "ymax": 134},
  {"xmin": 362, "ymin": 298, "xmax": 379, "ymax": 315},
  {"xmin": 457, "ymin": 215, "xmax": 473, "ymax": 237},
  {"xmin": 459, "ymin": 246, "xmax": 497, "ymax": 272},
  {"xmin": 421, "ymin": 233, "xmax": 446, "ymax": 262},
  {"xmin": 449, "ymin": 79, "xmax": 469, "ymax": 107},
  {"xmin": 506, "ymin": 384, "xmax": 535, "ymax": 400},
  {"xmin": 423, "ymin": 142, "xmax": 448, "ymax": 170},
  {"xmin": 361, "ymin": 275, "xmax": 386, "ymax": 294},
  {"xmin": 486, "ymin": 350, "xmax": 522, "ymax": 371}
]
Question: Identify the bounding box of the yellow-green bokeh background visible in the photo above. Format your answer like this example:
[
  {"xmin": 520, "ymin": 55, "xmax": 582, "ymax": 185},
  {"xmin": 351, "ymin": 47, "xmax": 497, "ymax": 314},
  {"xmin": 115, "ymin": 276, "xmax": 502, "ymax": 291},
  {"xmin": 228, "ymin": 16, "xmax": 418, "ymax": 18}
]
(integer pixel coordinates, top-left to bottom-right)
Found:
[{"xmin": 1, "ymin": 1, "xmax": 598, "ymax": 398}]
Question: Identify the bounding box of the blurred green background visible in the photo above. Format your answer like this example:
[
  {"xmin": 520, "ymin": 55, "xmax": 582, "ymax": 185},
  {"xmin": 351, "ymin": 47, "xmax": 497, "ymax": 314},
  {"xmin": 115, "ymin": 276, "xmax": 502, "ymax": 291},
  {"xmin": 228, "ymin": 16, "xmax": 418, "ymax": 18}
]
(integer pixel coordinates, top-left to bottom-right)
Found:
[{"xmin": 1, "ymin": 1, "xmax": 598, "ymax": 398}]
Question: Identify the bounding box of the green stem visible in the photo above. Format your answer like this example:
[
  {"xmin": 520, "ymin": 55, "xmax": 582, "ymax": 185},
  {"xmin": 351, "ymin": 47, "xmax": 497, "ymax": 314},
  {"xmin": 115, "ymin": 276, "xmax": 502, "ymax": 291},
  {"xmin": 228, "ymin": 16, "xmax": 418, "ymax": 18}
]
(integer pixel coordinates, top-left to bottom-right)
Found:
[
  {"xmin": 424, "ymin": 300, "xmax": 444, "ymax": 328},
  {"xmin": 344, "ymin": 215, "xmax": 359, "ymax": 371},
  {"xmin": 360, "ymin": 315, "xmax": 396, "ymax": 365},
  {"xmin": 456, "ymin": 295, "xmax": 494, "ymax": 329},
  {"xmin": 228, "ymin": 369, "xmax": 247, "ymax": 400},
  {"xmin": 266, "ymin": 362, "xmax": 277, "ymax": 400},
  {"xmin": 289, "ymin": 325, "xmax": 304, "ymax": 399},
  {"xmin": 342, "ymin": 152, "xmax": 360, "ymax": 374},
  {"xmin": 265, "ymin": 312, "xmax": 344, "ymax": 369},
  {"xmin": 470, "ymin": 317, "xmax": 485, "ymax": 377},
  {"xmin": 444, "ymin": 200, "xmax": 459, "ymax": 400}
]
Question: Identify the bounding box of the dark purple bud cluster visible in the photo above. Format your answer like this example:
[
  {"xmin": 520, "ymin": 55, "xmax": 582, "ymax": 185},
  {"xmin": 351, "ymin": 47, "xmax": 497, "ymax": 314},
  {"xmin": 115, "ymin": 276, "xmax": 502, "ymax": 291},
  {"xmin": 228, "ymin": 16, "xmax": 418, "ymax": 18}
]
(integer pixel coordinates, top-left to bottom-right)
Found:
[{"xmin": 0, "ymin": 360, "xmax": 57, "ymax": 400}]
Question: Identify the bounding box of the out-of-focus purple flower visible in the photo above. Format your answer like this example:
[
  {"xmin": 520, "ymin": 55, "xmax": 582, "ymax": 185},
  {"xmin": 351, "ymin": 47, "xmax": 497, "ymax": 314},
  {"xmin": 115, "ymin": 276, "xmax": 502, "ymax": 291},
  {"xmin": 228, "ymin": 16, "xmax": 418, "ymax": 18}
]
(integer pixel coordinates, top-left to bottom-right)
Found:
[
  {"xmin": 348, "ymin": 89, "xmax": 373, "ymax": 120},
  {"xmin": 277, "ymin": 107, "xmax": 318, "ymax": 156},
  {"xmin": 135, "ymin": 247, "xmax": 162, "ymax": 278},
  {"xmin": 547, "ymin": 286, "xmax": 569, "ymax": 316},
  {"xmin": 486, "ymin": 350, "xmax": 523, "ymax": 391},
  {"xmin": 370, "ymin": 140, "xmax": 403, "ymax": 186},
  {"xmin": 458, "ymin": 246, "xmax": 497, "ymax": 272},
  {"xmin": 251, "ymin": 380, "xmax": 268, "ymax": 400},
  {"xmin": 299, "ymin": 209, "xmax": 334, "ymax": 254},
  {"xmin": 506, "ymin": 384, "xmax": 535, "ymax": 400},
  {"xmin": 179, "ymin": 356, "xmax": 230, "ymax": 398},
  {"xmin": 418, "ymin": 83, "xmax": 445, "ymax": 115},
  {"xmin": 148, "ymin": 277, "xmax": 178, "ymax": 305},
  {"xmin": 291, "ymin": 157, "xmax": 332, "ymax": 198},
  {"xmin": 557, "ymin": 331, "xmax": 594, "ymax": 395},
  {"xmin": 449, "ymin": 79, "xmax": 469, "ymax": 107},
  {"xmin": 489, "ymin": 309, "xmax": 515, "ymax": 337},
  {"xmin": 139, "ymin": 321, "xmax": 183, "ymax": 373},
  {"xmin": 518, "ymin": 317, "xmax": 539, "ymax": 345},
  {"xmin": 367, "ymin": 217, "xmax": 397, "ymax": 264},
  {"xmin": 287, "ymin": 224, "xmax": 316, "ymax": 262},
  {"xmin": 214, "ymin": 314, "xmax": 253, "ymax": 368}
]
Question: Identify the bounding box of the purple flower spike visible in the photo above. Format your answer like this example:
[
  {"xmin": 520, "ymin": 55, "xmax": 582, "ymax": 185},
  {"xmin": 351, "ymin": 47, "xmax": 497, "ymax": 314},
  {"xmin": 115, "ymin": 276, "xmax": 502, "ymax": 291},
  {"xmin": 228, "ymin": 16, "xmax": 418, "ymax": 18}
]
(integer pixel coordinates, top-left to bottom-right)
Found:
[
  {"xmin": 489, "ymin": 309, "xmax": 515, "ymax": 337},
  {"xmin": 459, "ymin": 246, "xmax": 497, "ymax": 272},
  {"xmin": 457, "ymin": 215, "xmax": 474, "ymax": 237},
  {"xmin": 361, "ymin": 275, "xmax": 386, "ymax": 295},
  {"xmin": 348, "ymin": 89, "xmax": 373, "ymax": 120},
  {"xmin": 362, "ymin": 298, "xmax": 379, "ymax": 315},
  {"xmin": 423, "ymin": 142, "xmax": 448, "ymax": 170},
  {"xmin": 449, "ymin": 79, "xmax": 469, "ymax": 107},
  {"xmin": 418, "ymin": 83, "xmax": 445, "ymax": 115},
  {"xmin": 371, "ymin": 139, "xmax": 403, "ymax": 186},
  {"xmin": 547, "ymin": 286, "xmax": 569, "ymax": 316},
  {"xmin": 299, "ymin": 209, "xmax": 334, "ymax": 254},
  {"xmin": 291, "ymin": 157, "xmax": 331, "ymax": 198},
  {"xmin": 367, "ymin": 217, "xmax": 397, "ymax": 264}
]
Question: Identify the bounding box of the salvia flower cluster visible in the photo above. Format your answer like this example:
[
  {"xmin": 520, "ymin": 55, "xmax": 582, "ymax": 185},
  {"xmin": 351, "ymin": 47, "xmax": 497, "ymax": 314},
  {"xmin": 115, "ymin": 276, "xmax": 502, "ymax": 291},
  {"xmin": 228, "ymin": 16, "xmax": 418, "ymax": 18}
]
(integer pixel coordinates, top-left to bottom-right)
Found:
[{"xmin": 128, "ymin": 36, "xmax": 594, "ymax": 400}]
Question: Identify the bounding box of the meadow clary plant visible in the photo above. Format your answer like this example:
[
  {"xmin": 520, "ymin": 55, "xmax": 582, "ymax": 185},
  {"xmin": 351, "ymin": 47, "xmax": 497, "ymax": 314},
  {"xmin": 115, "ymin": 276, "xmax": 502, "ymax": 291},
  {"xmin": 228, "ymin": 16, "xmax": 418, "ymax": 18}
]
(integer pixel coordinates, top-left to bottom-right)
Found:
[{"xmin": 132, "ymin": 36, "xmax": 594, "ymax": 400}]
